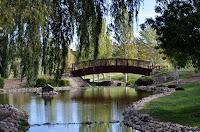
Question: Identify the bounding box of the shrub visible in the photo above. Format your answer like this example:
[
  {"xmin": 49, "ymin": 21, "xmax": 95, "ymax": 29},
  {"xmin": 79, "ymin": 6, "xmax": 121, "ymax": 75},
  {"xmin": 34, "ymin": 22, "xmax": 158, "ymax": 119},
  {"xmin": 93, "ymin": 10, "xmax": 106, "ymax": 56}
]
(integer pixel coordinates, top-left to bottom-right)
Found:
[
  {"xmin": 135, "ymin": 76, "xmax": 154, "ymax": 86},
  {"xmin": 47, "ymin": 78, "xmax": 58, "ymax": 87},
  {"xmin": 168, "ymin": 85, "xmax": 177, "ymax": 88},
  {"xmin": 58, "ymin": 80, "xmax": 70, "ymax": 86},
  {"xmin": 0, "ymin": 78, "xmax": 5, "ymax": 89},
  {"xmin": 36, "ymin": 78, "xmax": 70, "ymax": 87},
  {"xmin": 96, "ymin": 81, "xmax": 111, "ymax": 86},
  {"xmin": 117, "ymin": 82, "xmax": 123, "ymax": 86},
  {"xmin": 35, "ymin": 78, "xmax": 47, "ymax": 87},
  {"xmin": 126, "ymin": 79, "xmax": 136, "ymax": 86}
]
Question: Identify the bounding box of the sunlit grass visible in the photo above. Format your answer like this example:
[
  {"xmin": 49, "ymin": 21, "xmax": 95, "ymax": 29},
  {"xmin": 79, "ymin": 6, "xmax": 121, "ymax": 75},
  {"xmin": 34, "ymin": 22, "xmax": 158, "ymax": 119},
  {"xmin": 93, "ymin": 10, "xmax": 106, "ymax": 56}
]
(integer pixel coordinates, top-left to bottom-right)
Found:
[{"xmin": 139, "ymin": 83, "xmax": 200, "ymax": 127}]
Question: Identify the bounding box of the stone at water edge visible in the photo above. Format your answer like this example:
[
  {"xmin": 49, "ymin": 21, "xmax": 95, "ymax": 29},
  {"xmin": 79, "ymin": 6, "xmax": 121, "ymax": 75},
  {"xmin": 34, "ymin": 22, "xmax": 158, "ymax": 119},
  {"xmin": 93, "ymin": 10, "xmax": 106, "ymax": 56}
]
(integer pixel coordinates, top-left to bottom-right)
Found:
[{"xmin": 0, "ymin": 104, "xmax": 30, "ymax": 132}]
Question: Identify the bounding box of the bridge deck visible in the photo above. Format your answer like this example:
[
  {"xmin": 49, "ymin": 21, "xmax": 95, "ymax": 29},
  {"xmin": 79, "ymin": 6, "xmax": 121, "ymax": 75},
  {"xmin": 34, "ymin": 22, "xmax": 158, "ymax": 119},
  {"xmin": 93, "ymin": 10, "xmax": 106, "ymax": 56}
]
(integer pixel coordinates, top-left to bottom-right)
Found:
[{"xmin": 71, "ymin": 58, "xmax": 153, "ymax": 77}]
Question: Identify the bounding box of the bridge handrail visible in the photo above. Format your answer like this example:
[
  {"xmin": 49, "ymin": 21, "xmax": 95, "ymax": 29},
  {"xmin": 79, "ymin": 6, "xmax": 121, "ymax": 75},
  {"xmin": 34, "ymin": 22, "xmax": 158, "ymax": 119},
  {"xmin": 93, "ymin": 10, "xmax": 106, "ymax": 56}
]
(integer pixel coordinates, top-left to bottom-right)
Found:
[{"xmin": 72, "ymin": 58, "xmax": 151, "ymax": 71}]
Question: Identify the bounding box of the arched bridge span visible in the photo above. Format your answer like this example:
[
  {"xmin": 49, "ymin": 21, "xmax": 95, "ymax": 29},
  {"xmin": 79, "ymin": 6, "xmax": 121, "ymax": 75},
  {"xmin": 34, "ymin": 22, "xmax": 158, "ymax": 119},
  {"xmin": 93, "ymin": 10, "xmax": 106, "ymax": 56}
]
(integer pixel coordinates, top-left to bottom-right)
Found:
[{"xmin": 71, "ymin": 58, "xmax": 153, "ymax": 77}]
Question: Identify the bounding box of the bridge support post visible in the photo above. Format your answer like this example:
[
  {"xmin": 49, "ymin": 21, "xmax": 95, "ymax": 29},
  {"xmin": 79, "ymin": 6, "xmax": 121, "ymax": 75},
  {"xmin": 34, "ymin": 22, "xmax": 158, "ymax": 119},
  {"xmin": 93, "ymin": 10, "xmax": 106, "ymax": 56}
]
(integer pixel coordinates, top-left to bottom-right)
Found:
[
  {"xmin": 92, "ymin": 74, "xmax": 94, "ymax": 82},
  {"xmin": 97, "ymin": 74, "xmax": 100, "ymax": 82},
  {"xmin": 109, "ymin": 73, "xmax": 111, "ymax": 81},
  {"xmin": 125, "ymin": 73, "xmax": 127, "ymax": 83}
]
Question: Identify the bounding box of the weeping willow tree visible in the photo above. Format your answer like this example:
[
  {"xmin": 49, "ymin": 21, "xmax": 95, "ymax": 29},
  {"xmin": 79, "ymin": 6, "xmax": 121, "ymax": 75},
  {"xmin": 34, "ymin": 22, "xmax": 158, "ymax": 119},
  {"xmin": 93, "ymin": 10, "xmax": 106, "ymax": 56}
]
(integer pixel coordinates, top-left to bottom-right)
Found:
[{"xmin": 0, "ymin": 0, "xmax": 154, "ymax": 86}]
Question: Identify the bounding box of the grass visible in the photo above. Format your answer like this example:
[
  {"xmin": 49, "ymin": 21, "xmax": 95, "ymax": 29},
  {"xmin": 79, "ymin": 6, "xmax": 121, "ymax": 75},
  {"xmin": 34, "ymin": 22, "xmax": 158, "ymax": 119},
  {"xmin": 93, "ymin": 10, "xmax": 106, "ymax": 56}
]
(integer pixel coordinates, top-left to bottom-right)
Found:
[
  {"xmin": 139, "ymin": 83, "xmax": 200, "ymax": 127},
  {"xmin": 100, "ymin": 73, "xmax": 142, "ymax": 81},
  {"xmin": 89, "ymin": 82, "xmax": 98, "ymax": 86}
]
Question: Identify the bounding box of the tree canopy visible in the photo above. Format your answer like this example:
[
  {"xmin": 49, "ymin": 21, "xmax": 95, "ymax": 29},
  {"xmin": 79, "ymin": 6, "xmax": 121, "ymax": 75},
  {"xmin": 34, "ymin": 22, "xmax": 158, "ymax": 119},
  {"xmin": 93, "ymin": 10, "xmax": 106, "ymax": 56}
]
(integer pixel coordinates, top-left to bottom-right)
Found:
[
  {"xmin": 0, "ymin": 0, "xmax": 145, "ymax": 86},
  {"xmin": 145, "ymin": 0, "xmax": 200, "ymax": 69}
]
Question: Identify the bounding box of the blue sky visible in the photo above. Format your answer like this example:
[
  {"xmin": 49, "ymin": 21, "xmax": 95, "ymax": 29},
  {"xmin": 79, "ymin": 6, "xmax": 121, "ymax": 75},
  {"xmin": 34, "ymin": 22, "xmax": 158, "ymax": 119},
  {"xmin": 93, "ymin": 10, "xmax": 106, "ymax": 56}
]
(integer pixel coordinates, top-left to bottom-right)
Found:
[
  {"xmin": 134, "ymin": 0, "xmax": 157, "ymax": 36},
  {"xmin": 137, "ymin": 0, "xmax": 157, "ymax": 25}
]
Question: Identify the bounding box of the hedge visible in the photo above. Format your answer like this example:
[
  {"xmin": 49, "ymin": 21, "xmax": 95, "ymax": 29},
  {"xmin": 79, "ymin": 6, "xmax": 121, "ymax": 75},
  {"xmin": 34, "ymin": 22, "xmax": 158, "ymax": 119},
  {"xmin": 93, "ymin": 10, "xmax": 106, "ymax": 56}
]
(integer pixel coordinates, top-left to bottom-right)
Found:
[
  {"xmin": 117, "ymin": 82, "xmax": 123, "ymax": 86},
  {"xmin": 35, "ymin": 78, "xmax": 70, "ymax": 87},
  {"xmin": 35, "ymin": 78, "xmax": 47, "ymax": 87},
  {"xmin": 0, "ymin": 78, "xmax": 5, "ymax": 89},
  {"xmin": 135, "ymin": 76, "xmax": 154, "ymax": 86},
  {"xmin": 126, "ymin": 79, "xmax": 137, "ymax": 86}
]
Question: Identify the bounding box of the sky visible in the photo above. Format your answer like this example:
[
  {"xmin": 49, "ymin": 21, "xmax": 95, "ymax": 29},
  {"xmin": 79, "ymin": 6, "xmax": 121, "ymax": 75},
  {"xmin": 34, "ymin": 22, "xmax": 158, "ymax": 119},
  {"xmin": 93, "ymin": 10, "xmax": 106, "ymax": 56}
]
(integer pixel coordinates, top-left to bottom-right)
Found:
[
  {"xmin": 134, "ymin": 0, "xmax": 157, "ymax": 36},
  {"xmin": 70, "ymin": 0, "xmax": 157, "ymax": 50}
]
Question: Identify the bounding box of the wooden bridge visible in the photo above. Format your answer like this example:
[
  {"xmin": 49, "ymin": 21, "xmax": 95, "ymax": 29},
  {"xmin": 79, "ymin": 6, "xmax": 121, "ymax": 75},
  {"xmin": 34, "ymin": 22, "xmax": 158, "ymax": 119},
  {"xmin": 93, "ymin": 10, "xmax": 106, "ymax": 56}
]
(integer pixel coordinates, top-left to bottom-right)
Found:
[{"xmin": 71, "ymin": 58, "xmax": 154, "ymax": 77}]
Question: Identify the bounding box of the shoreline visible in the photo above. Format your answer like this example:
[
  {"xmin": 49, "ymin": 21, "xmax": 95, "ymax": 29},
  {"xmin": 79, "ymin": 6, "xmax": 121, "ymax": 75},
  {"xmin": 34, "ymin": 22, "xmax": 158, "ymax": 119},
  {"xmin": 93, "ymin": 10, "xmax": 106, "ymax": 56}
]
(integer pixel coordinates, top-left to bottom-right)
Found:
[
  {"xmin": 123, "ymin": 85, "xmax": 200, "ymax": 131},
  {"xmin": 0, "ymin": 104, "xmax": 30, "ymax": 132}
]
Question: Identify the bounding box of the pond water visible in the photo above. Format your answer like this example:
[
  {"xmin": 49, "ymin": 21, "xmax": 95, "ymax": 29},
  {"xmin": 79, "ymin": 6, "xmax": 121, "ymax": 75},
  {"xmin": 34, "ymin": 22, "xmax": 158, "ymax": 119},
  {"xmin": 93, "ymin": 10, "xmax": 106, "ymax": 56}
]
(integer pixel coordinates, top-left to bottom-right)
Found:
[{"xmin": 0, "ymin": 87, "xmax": 156, "ymax": 132}]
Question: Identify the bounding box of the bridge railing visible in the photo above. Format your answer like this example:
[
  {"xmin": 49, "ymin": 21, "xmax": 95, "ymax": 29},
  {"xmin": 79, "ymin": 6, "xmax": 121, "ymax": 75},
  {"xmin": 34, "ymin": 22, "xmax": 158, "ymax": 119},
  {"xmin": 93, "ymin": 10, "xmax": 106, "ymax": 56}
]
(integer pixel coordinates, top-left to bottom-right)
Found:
[
  {"xmin": 72, "ymin": 58, "xmax": 151, "ymax": 71},
  {"xmin": 148, "ymin": 65, "xmax": 168, "ymax": 71}
]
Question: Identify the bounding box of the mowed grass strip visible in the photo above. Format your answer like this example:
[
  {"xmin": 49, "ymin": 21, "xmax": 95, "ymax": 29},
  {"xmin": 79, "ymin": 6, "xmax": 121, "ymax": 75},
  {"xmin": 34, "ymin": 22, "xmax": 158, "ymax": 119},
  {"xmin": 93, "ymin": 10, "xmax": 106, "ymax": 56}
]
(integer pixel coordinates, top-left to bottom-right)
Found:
[{"xmin": 139, "ymin": 83, "xmax": 200, "ymax": 127}]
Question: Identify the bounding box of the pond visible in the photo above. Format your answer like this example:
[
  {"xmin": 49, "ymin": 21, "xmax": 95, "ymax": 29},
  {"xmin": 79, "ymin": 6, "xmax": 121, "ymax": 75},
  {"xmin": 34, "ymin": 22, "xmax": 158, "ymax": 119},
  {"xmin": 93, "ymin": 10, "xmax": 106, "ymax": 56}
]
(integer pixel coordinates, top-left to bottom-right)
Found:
[{"xmin": 0, "ymin": 87, "xmax": 156, "ymax": 132}]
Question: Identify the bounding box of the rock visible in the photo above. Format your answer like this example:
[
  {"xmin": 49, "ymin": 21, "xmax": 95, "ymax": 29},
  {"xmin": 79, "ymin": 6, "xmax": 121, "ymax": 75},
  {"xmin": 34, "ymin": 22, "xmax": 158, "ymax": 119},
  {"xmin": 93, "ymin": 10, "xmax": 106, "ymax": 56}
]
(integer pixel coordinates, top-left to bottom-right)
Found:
[
  {"xmin": 84, "ymin": 121, "xmax": 93, "ymax": 125},
  {"xmin": 0, "ymin": 105, "xmax": 29, "ymax": 132},
  {"xmin": 44, "ymin": 123, "xmax": 51, "ymax": 125},
  {"xmin": 109, "ymin": 120, "xmax": 120, "ymax": 123},
  {"xmin": 81, "ymin": 121, "xmax": 93, "ymax": 125},
  {"xmin": 99, "ymin": 121, "xmax": 104, "ymax": 124},
  {"xmin": 94, "ymin": 121, "xmax": 99, "ymax": 123}
]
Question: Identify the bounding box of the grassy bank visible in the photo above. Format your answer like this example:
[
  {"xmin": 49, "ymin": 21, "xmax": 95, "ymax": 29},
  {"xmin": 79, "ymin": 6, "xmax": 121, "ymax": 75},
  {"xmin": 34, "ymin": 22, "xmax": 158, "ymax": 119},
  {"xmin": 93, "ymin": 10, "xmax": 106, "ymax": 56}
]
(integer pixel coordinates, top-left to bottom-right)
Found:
[{"xmin": 139, "ymin": 83, "xmax": 200, "ymax": 127}]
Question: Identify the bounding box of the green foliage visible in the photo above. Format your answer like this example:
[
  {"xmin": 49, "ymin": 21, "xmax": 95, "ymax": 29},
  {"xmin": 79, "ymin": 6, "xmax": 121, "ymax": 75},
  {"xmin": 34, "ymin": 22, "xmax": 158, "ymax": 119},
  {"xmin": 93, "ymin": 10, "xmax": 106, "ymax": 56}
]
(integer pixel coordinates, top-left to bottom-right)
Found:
[
  {"xmin": 136, "ymin": 26, "xmax": 166, "ymax": 66},
  {"xmin": 117, "ymin": 82, "xmax": 123, "ymax": 86},
  {"xmin": 35, "ymin": 78, "xmax": 47, "ymax": 87},
  {"xmin": 58, "ymin": 80, "xmax": 70, "ymax": 87},
  {"xmin": 146, "ymin": 0, "xmax": 200, "ymax": 69},
  {"xmin": 35, "ymin": 78, "xmax": 70, "ymax": 87},
  {"xmin": 89, "ymin": 82, "xmax": 98, "ymax": 87},
  {"xmin": 126, "ymin": 79, "xmax": 136, "ymax": 86},
  {"xmin": 113, "ymin": 10, "xmax": 137, "ymax": 59},
  {"xmin": 135, "ymin": 76, "xmax": 154, "ymax": 86},
  {"xmin": 98, "ymin": 20, "xmax": 112, "ymax": 59},
  {"xmin": 0, "ymin": 78, "xmax": 5, "ymax": 89},
  {"xmin": 0, "ymin": 0, "xmax": 147, "ymax": 84},
  {"xmin": 19, "ymin": 121, "xmax": 29, "ymax": 131},
  {"xmin": 47, "ymin": 78, "xmax": 58, "ymax": 87}
]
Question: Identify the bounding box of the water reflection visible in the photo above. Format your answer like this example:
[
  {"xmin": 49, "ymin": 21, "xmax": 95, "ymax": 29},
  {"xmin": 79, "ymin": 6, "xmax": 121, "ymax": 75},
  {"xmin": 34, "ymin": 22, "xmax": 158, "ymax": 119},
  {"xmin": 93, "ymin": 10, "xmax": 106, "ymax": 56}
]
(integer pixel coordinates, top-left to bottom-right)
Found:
[{"xmin": 0, "ymin": 87, "xmax": 155, "ymax": 132}]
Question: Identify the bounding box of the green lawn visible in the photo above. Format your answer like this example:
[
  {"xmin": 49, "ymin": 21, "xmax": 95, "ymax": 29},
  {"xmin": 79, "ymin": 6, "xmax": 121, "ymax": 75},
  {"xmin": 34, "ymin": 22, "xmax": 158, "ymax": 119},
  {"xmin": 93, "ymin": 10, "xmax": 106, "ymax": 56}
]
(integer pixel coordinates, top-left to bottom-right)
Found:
[
  {"xmin": 139, "ymin": 83, "xmax": 200, "ymax": 127},
  {"xmin": 83, "ymin": 73, "xmax": 142, "ymax": 82},
  {"xmin": 101, "ymin": 73, "xmax": 142, "ymax": 81}
]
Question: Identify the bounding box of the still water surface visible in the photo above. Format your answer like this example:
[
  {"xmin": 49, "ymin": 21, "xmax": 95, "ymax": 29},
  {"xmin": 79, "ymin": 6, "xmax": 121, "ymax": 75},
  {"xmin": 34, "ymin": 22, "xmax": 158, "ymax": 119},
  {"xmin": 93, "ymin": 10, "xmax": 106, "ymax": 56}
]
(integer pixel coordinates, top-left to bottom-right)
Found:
[{"xmin": 0, "ymin": 87, "xmax": 156, "ymax": 132}]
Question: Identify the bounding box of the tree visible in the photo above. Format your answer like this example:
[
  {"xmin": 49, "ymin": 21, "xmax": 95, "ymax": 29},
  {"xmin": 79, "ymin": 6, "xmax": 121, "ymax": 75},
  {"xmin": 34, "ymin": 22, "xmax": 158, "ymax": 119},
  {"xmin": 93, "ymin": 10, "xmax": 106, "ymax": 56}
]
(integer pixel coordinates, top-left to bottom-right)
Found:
[
  {"xmin": 98, "ymin": 20, "xmax": 112, "ymax": 59},
  {"xmin": 146, "ymin": 0, "xmax": 200, "ymax": 69},
  {"xmin": 113, "ymin": 11, "xmax": 137, "ymax": 59},
  {"xmin": 0, "ymin": 0, "xmax": 156, "ymax": 85},
  {"xmin": 136, "ymin": 26, "xmax": 165, "ymax": 65}
]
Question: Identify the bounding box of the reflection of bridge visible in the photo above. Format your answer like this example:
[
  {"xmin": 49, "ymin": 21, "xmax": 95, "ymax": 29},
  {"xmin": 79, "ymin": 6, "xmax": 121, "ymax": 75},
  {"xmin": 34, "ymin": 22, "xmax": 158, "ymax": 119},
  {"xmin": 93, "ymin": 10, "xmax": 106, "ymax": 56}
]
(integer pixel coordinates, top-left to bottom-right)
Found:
[{"xmin": 71, "ymin": 58, "xmax": 153, "ymax": 77}]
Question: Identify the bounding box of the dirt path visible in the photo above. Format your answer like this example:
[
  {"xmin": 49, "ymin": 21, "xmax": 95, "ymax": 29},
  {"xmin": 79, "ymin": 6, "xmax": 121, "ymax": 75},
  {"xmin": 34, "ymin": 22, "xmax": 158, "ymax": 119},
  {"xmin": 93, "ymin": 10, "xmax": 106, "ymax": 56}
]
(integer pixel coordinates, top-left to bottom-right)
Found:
[{"xmin": 165, "ymin": 72, "xmax": 200, "ymax": 85}]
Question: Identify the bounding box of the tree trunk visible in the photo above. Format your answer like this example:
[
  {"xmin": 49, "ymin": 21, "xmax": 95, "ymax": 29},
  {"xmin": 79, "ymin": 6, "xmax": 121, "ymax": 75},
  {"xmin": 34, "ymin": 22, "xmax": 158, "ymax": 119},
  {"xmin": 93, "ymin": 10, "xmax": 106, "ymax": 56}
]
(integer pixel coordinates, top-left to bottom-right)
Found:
[{"xmin": 173, "ymin": 63, "xmax": 179, "ymax": 84}]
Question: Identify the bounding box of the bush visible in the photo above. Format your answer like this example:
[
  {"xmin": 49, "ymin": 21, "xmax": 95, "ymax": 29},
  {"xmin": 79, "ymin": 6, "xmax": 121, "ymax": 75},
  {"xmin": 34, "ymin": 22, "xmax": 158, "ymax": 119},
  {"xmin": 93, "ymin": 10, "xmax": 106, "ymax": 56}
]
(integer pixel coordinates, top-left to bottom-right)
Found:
[
  {"xmin": 35, "ymin": 78, "xmax": 70, "ymax": 87},
  {"xmin": 117, "ymin": 82, "xmax": 123, "ymax": 86},
  {"xmin": 168, "ymin": 85, "xmax": 177, "ymax": 88},
  {"xmin": 0, "ymin": 78, "xmax": 5, "ymax": 89},
  {"xmin": 135, "ymin": 76, "xmax": 154, "ymax": 86},
  {"xmin": 35, "ymin": 78, "xmax": 47, "ymax": 87},
  {"xmin": 126, "ymin": 79, "xmax": 136, "ymax": 86},
  {"xmin": 58, "ymin": 80, "xmax": 70, "ymax": 86},
  {"xmin": 47, "ymin": 78, "xmax": 57, "ymax": 87},
  {"xmin": 96, "ymin": 81, "xmax": 111, "ymax": 86}
]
